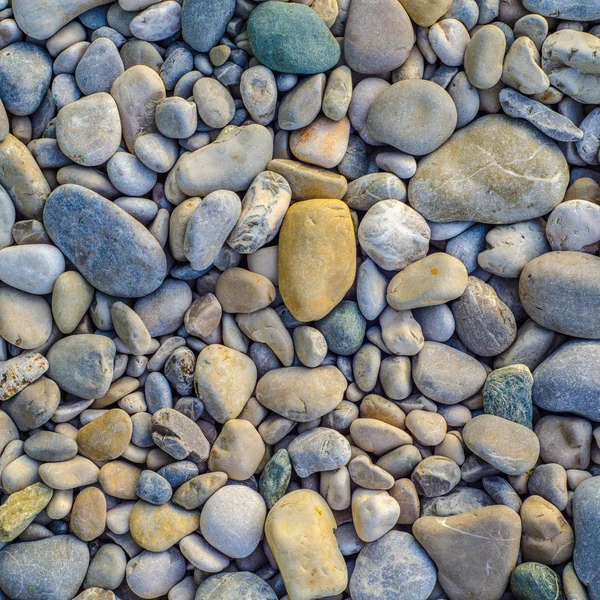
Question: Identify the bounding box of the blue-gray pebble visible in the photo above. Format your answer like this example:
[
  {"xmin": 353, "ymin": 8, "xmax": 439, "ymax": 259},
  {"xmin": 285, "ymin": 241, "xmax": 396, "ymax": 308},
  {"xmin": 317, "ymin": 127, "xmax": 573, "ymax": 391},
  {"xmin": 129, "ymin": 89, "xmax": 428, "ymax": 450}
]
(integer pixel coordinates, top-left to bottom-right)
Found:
[
  {"xmin": 136, "ymin": 470, "xmax": 173, "ymax": 505},
  {"xmin": 43, "ymin": 184, "xmax": 167, "ymax": 298},
  {"xmin": 195, "ymin": 572, "xmax": 278, "ymax": 600},
  {"xmin": 316, "ymin": 301, "xmax": 366, "ymax": 356},
  {"xmin": 181, "ymin": 0, "xmax": 236, "ymax": 53}
]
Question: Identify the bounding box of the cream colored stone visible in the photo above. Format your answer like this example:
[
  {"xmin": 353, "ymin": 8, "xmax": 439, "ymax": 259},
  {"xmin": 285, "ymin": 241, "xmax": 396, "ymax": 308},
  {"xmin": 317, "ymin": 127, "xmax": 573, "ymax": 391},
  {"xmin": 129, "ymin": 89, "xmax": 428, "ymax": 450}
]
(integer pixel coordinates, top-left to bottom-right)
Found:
[
  {"xmin": 352, "ymin": 488, "xmax": 400, "ymax": 542},
  {"xmin": 214, "ymin": 267, "xmax": 276, "ymax": 314},
  {"xmin": 290, "ymin": 116, "xmax": 350, "ymax": 169},
  {"xmin": 265, "ymin": 489, "xmax": 348, "ymax": 600},
  {"xmin": 52, "ymin": 272, "xmax": 95, "ymax": 334}
]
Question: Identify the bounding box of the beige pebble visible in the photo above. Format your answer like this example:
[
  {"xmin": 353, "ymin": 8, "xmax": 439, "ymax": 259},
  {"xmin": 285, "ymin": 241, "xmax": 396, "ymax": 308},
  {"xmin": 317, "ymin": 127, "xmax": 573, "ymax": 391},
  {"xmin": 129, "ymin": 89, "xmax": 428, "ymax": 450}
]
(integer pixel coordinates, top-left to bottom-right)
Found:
[
  {"xmin": 348, "ymin": 455, "xmax": 395, "ymax": 490},
  {"xmin": 390, "ymin": 478, "xmax": 420, "ymax": 525},
  {"xmin": 290, "ymin": 116, "xmax": 350, "ymax": 169},
  {"xmin": 52, "ymin": 272, "xmax": 95, "ymax": 334},
  {"xmin": 98, "ymin": 460, "xmax": 141, "ymax": 499},
  {"xmin": 464, "ymin": 25, "xmax": 506, "ymax": 89},
  {"xmin": 405, "ymin": 410, "xmax": 447, "ymax": 446},
  {"xmin": 293, "ymin": 326, "xmax": 328, "ymax": 368},
  {"xmin": 71, "ymin": 486, "xmax": 106, "ymax": 541},
  {"xmin": 172, "ymin": 472, "xmax": 228, "ymax": 510},
  {"xmin": 77, "ymin": 408, "xmax": 132, "ymax": 462},
  {"xmin": 215, "ymin": 267, "xmax": 276, "ymax": 313},
  {"xmin": 184, "ymin": 294, "xmax": 222, "ymax": 338},
  {"xmin": 350, "ymin": 418, "xmax": 412, "ymax": 456},
  {"xmin": 359, "ymin": 394, "xmax": 406, "ymax": 429},
  {"xmin": 320, "ymin": 466, "xmax": 352, "ymax": 511},
  {"xmin": 39, "ymin": 456, "xmax": 99, "ymax": 490},
  {"xmin": 352, "ymin": 488, "xmax": 400, "ymax": 542}
]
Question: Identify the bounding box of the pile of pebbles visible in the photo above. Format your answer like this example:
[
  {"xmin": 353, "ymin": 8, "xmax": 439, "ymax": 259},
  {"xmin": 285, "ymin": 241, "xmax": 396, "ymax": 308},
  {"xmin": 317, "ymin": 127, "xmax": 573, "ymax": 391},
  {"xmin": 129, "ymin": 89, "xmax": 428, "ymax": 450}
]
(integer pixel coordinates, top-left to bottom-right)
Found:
[{"xmin": 2, "ymin": 0, "xmax": 600, "ymax": 599}]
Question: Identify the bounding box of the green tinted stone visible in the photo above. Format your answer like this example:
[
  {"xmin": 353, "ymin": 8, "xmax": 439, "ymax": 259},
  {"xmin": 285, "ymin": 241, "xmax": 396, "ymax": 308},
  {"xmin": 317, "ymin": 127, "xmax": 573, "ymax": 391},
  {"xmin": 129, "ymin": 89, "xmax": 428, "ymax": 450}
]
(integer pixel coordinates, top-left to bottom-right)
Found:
[
  {"xmin": 511, "ymin": 562, "xmax": 565, "ymax": 600},
  {"xmin": 259, "ymin": 449, "xmax": 292, "ymax": 510},
  {"xmin": 483, "ymin": 364, "xmax": 533, "ymax": 428},
  {"xmin": 0, "ymin": 482, "xmax": 53, "ymax": 542}
]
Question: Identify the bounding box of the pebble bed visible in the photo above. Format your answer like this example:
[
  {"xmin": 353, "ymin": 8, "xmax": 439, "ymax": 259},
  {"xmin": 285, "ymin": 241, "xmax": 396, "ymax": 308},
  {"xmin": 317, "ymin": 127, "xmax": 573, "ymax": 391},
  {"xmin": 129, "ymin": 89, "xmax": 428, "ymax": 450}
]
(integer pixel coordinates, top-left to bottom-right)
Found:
[{"xmin": 0, "ymin": 0, "xmax": 600, "ymax": 600}]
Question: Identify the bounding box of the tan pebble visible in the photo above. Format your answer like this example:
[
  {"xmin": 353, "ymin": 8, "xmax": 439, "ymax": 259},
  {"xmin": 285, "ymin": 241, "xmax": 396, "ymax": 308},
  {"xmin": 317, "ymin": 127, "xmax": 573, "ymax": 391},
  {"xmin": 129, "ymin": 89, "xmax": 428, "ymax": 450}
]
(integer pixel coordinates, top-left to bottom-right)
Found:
[
  {"xmin": 215, "ymin": 267, "xmax": 276, "ymax": 313},
  {"xmin": 348, "ymin": 455, "xmax": 395, "ymax": 490},
  {"xmin": 405, "ymin": 410, "xmax": 447, "ymax": 446},
  {"xmin": 464, "ymin": 25, "xmax": 506, "ymax": 89},
  {"xmin": 98, "ymin": 460, "xmax": 142, "ymax": 499},
  {"xmin": 77, "ymin": 408, "xmax": 133, "ymax": 461},
  {"xmin": 352, "ymin": 488, "xmax": 400, "ymax": 542},
  {"xmin": 320, "ymin": 467, "xmax": 352, "ymax": 511},
  {"xmin": 350, "ymin": 418, "xmax": 412, "ymax": 456},
  {"xmin": 400, "ymin": 0, "xmax": 452, "ymax": 26},
  {"xmin": 359, "ymin": 394, "xmax": 406, "ymax": 429},
  {"xmin": 184, "ymin": 294, "xmax": 222, "ymax": 338},
  {"xmin": 71, "ymin": 486, "xmax": 106, "ymax": 541},
  {"xmin": 172, "ymin": 472, "xmax": 228, "ymax": 510},
  {"xmin": 390, "ymin": 478, "xmax": 420, "ymax": 525},
  {"xmin": 435, "ymin": 433, "xmax": 466, "ymax": 466},
  {"xmin": 39, "ymin": 456, "xmax": 99, "ymax": 490},
  {"xmin": 92, "ymin": 376, "xmax": 140, "ymax": 409},
  {"xmin": 290, "ymin": 116, "xmax": 350, "ymax": 169}
]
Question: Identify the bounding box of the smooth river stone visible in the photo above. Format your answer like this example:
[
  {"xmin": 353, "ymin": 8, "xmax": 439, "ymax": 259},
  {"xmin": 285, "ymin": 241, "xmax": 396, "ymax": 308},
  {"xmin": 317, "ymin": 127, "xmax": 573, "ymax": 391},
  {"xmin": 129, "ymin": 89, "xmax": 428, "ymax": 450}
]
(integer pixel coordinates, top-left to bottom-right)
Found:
[
  {"xmin": 177, "ymin": 124, "xmax": 273, "ymax": 197},
  {"xmin": 129, "ymin": 501, "xmax": 199, "ymax": 552},
  {"xmin": 110, "ymin": 65, "xmax": 165, "ymax": 153},
  {"xmin": 413, "ymin": 506, "xmax": 521, "ymax": 600},
  {"xmin": 367, "ymin": 80, "xmax": 457, "ymax": 156},
  {"xmin": 520, "ymin": 251, "xmax": 600, "ymax": 339},
  {"xmin": 12, "ymin": 0, "xmax": 113, "ymax": 39},
  {"xmin": 0, "ymin": 245, "xmax": 64, "ymax": 295},
  {"xmin": 463, "ymin": 414, "xmax": 540, "ymax": 475},
  {"xmin": 0, "ymin": 285, "xmax": 53, "ymax": 349},
  {"xmin": 386, "ymin": 253, "xmax": 468, "ymax": 310},
  {"xmin": 0, "ymin": 134, "xmax": 51, "ymax": 220},
  {"xmin": 523, "ymin": 0, "xmax": 600, "ymax": 22},
  {"xmin": 532, "ymin": 340, "xmax": 600, "ymax": 421},
  {"xmin": 77, "ymin": 409, "xmax": 132, "ymax": 461},
  {"xmin": 247, "ymin": 2, "xmax": 340, "ymax": 75},
  {"xmin": 181, "ymin": 0, "xmax": 235, "ymax": 53},
  {"xmin": 0, "ymin": 535, "xmax": 89, "ymax": 600},
  {"xmin": 56, "ymin": 92, "xmax": 121, "ymax": 166},
  {"xmin": 44, "ymin": 184, "xmax": 167, "ymax": 298},
  {"xmin": 278, "ymin": 198, "xmax": 356, "ymax": 322},
  {"xmin": 256, "ymin": 366, "xmax": 347, "ymax": 422},
  {"xmin": 0, "ymin": 482, "xmax": 53, "ymax": 542},
  {"xmin": 265, "ymin": 489, "xmax": 348, "ymax": 600},
  {"xmin": 0, "ymin": 43, "xmax": 52, "ymax": 116},
  {"xmin": 344, "ymin": 0, "xmax": 414, "ymax": 75},
  {"xmin": 408, "ymin": 115, "xmax": 569, "ymax": 224},
  {"xmin": 47, "ymin": 334, "xmax": 115, "ymax": 400},
  {"xmin": 196, "ymin": 572, "xmax": 277, "ymax": 600}
]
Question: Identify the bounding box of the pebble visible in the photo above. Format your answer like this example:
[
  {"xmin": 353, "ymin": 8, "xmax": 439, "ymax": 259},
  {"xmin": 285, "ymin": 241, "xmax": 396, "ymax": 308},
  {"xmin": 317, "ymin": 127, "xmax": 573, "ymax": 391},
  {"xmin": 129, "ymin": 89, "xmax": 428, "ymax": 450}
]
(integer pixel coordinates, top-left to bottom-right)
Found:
[
  {"xmin": 502, "ymin": 36, "xmax": 549, "ymax": 95},
  {"xmin": 181, "ymin": 0, "xmax": 235, "ymax": 53},
  {"xmin": 288, "ymin": 427, "xmax": 351, "ymax": 478},
  {"xmin": 535, "ymin": 416, "xmax": 592, "ymax": 470},
  {"xmin": 574, "ymin": 477, "xmax": 600, "ymax": 599},
  {"xmin": 414, "ymin": 506, "xmax": 521, "ymax": 600},
  {"xmin": 172, "ymin": 471, "xmax": 227, "ymax": 510},
  {"xmin": 0, "ymin": 535, "xmax": 89, "ymax": 600},
  {"xmin": 151, "ymin": 408, "xmax": 210, "ymax": 462},
  {"xmin": 0, "ymin": 353, "xmax": 48, "ymax": 401},
  {"xmin": 135, "ymin": 470, "xmax": 172, "ymax": 505},
  {"xmin": 75, "ymin": 38, "xmax": 123, "ymax": 96},
  {"xmin": 278, "ymin": 74, "xmax": 325, "ymax": 132},
  {"xmin": 24, "ymin": 431, "xmax": 77, "ymax": 462},
  {"xmin": 278, "ymin": 198, "xmax": 355, "ymax": 322},
  {"xmin": 70, "ymin": 486, "xmax": 106, "ymax": 541},
  {"xmin": 193, "ymin": 77, "xmax": 234, "ymax": 129},
  {"xmin": 129, "ymin": 1, "xmax": 181, "ymax": 42},
  {"xmin": 200, "ymin": 485, "xmax": 266, "ymax": 559},
  {"xmin": 247, "ymin": 2, "xmax": 340, "ymax": 75},
  {"xmin": 77, "ymin": 409, "xmax": 132, "ymax": 461},
  {"xmin": 483, "ymin": 364, "xmax": 533, "ymax": 428},
  {"xmin": 0, "ymin": 482, "xmax": 53, "ymax": 542},
  {"xmin": 463, "ymin": 414, "xmax": 540, "ymax": 475},
  {"xmin": 265, "ymin": 489, "xmax": 347, "ymax": 599},
  {"xmin": 43, "ymin": 184, "xmax": 167, "ymax": 298},
  {"xmin": 126, "ymin": 547, "xmax": 186, "ymax": 599},
  {"xmin": 39, "ymin": 456, "xmax": 100, "ymax": 490},
  {"xmin": 511, "ymin": 562, "xmax": 565, "ymax": 600},
  {"xmin": 196, "ymin": 572, "xmax": 277, "ymax": 600}
]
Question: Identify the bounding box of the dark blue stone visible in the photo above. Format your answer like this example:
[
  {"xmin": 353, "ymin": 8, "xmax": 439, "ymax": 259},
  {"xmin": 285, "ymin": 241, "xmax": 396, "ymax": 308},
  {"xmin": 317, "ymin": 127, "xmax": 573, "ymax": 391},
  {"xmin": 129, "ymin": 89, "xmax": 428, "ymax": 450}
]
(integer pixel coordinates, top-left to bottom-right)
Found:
[
  {"xmin": 158, "ymin": 461, "xmax": 199, "ymax": 488},
  {"xmin": 135, "ymin": 470, "xmax": 173, "ymax": 505}
]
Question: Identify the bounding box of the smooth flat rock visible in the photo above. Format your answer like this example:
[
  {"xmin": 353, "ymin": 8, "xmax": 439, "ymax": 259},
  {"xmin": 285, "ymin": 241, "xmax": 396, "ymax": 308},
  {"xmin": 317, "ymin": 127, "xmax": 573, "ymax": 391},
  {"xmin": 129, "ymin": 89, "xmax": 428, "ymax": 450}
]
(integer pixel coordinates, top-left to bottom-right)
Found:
[
  {"xmin": 247, "ymin": 2, "xmax": 340, "ymax": 75},
  {"xmin": 344, "ymin": 0, "xmax": 414, "ymax": 75},
  {"xmin": 0, "ymin": 245, "xmax": 64, "ymax": 295},
  {"xmin": 177, "ymin": 125, "xmax": 273, "ymax": 197},
  {"xmin": 0, "ymin": 535, "xmax": 89, "ymax": 600},
  {"xmin": 408, "ymin": 115, "xmax": 569, "ymax": 224},
  {"xmin": 463, "ymin": 414, "xmax": 540, "ymax": 475},
  {"xmin": 44, "ymin": 184, "xmax": 167, "ymax": 298},
  {"xmin": 532, "ymin": 340, "xmax": 600, "ymax": 421},
  {"xmin": 265, "ymin": 489, "xmax": 347, "ymax": 600},
  {"xmin": 520, "ymin": 251, "xmax": 600, "ymax": 339},
  {"xmin": 181, "ymin": 0, "xmax": 235, "ymax": 53},
  {"xmin": 523, "ymin": 0, "xmax": 600, "ymax": 21},
  {"xmin": 278, "ymin": 198, "xmax": 356, "ymax": 322},
  {"xmin": 12, "ymin": 0, "xmax": 113, "ymax": 39},
  {"xmin": 413, "ymin": 506, "xmax": 521, "ymax": 600},
  {"xmin": 196, "ymin": 572, "xmax": 277, "ymax": 600},
  {"xmin": 349, "ymin": 531, "xmax": 436, "ymax": 600},
  {"xmin": 0, "ymin": 42, "xmax": 52, "ymax": 116}
]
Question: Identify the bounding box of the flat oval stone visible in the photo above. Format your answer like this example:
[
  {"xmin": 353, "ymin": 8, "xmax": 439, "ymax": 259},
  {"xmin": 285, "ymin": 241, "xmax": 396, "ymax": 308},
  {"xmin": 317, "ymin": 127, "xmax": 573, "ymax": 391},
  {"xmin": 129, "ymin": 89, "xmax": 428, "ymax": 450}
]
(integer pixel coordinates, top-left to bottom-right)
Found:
[
  {"xmin": 387, "ymin": 253, "xmax": 468, "ymax": 311},
  {"xmin": 0, "ymin": 42, "xmax": 52, "ymax": 116},
  {"xmin": 181, "ymin": 0, "xmax": 235, "ymax": 53},
  {"xmin": 265, "ymin": 489, "xmax": 347, "ymax": 600},
  {"xmin": 75, "ymin": 37, "xmax": 124, "ymax": 96},
  {"xmin": 367, "ymin": 80, "xmax": 457, "ymax": 155},
  {"xmin": 409, "ymin": 115, "xmax": 569, "ymax": 224},
  {"xmin": 463, "ymin": 414, "xmax": 540, "ymax": 475},
  {"xmin": 344, "ymin": 0, "xmax": 414, "ymax": 75},
  {"xmin": 126, "ymin": 548, "xmax": 186, "ymax": 599},
  {"xmin": 129, "ymin": 0, "xmax": 181, "ymax": 41},
  {"xmin": 12, "ymin": 0, "xmax": 112, "ymax": 39},
  {"xmin": 177, "ymin": 124, "xmax": 273, "ymax": 197},
  {"xmin": 196, "ymin": 572, "xmax": 277, "ymax": 600},
  {"xmin": 0, "ymin": 134, "xmax": 51, "ymax": 220},
  {"xmin": 129, "ymin": 500, "xmax": 199, "ymax": 552},
  {"xmin": 110, "ymin": 65, "xmax": 165, "ymax": 153},
  {"xmin": 0, "ymin": 285, "xmax": 52, "ymax": 349},
  {"xmin": 247, "ymin": 2, "xmax": 340, "ymax": 75},
  {"xmin": 44, "ymin": 184, "xmax": 167, "ymax": 298},
  {"xmin": 350, "ymin": 530, "xmax": 436, "ymax": 600},
  {"xmin": 0, "ymin": 245, "xmax": 64, "ymax": 295},
  {"xmin": 256, "ymin": 366, "xmax": 347, "ymax": 422},
  {"xmin": 523, "ymin": 0, "xmax": 600, "ymax": 19},
  {"xmin": 70, "ymin": 486, "xmax": 106, "ymax": 541},
  {"xmin": 520, "ymin": 251, "xmax": 600, "ymax": 339},
  {"xmin": 56, "ymin": 92, "xmax": 121, "ymax": 166},
  {"xmin": 532, "ymin": 340, "xmax": 600, "ymax": 421},
  {"xmin": 47, "ymin": 334, "xmax": 115, "ymax": 400},
  {"xmin": 278, "ymin": 198, "xmax": 356, "ymax": 322},
  {"xmin": 39, "ymin": 456, "xmax": 100, "ymax": 490},
  {"xmin": 0, "ymin": 535, "xmax": 89, "ymax": 600},
  {"xmin": 77, "ymin": 408, "xmax": 132, "ymax": 461}
]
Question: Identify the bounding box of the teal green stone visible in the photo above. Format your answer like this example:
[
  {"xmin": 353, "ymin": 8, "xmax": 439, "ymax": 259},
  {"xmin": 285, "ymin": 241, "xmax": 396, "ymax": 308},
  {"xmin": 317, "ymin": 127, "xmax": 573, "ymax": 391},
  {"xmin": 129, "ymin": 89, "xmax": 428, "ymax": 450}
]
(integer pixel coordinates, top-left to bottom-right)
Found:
[
  {"xmin": 511, "ymin": 562, "xmax": 565, "ymax": 600},
  {"xmin": 247, "ymin": 2, "xmax": 341, "ymax": 75},
  {"xmin": 259, "ymin": 448, "xmax": 292, "ymax": 509},
  {"xmin": 316, "ymin": 300, "xmax": 366, "ymax": 356},
  {"xmin": 483, "ymin": 364, "xmax": 533, "ymax": 428}
]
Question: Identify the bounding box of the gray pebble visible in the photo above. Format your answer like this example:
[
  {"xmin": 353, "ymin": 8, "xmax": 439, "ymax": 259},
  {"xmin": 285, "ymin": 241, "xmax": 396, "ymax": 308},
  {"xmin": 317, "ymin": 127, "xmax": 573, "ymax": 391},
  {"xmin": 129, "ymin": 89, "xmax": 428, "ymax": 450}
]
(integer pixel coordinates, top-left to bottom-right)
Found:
[
  {"xmin": 160, "ymin": 47, "xmax": 193, "ymax": 91},
  {"xmin": 288, "ymin": 428, "xmax": 351, "ymax": 478},
  {"xmin": 413, "ymin": 304, "xmax": 455, "ymax": 343},
  {"xmin": 240, "ymin": 65, "xmax": 277, "ymax": 125},
  {"xmin": 75, "ymin": 37, "xmax": 124, "ymax": 95},
  {"xmin": 151, "ymin": 407, "xmax": 210, "ymax": 462},
  {"xmin": 126, "ymin": 548, "xmax": 186, "ymax": 598},
  {"xmin": 278, "ymin": 74, "xmax": 325, "ymax": 131},
  {"xmin": 107, "ymin": 152, "xmax": 157, "ymax": 196},
  {"xmin": 196, "ymin": 572, "xmax": 277, "ymax": 600}
]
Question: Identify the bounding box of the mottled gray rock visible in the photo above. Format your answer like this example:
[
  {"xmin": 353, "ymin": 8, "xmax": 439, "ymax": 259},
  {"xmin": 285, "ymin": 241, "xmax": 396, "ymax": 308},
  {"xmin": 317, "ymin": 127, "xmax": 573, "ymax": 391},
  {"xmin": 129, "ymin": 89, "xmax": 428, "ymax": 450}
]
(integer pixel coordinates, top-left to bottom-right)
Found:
[
  {"xmin": 409, "ymin": 115, "xmax": 569, "ymax": 224},
  {"xmin": 0, "ymin": 535, "xmax": 89, "ymax": 600},
  {"xmin": 151, "ymin": 407, "xmax": 210, "ymax": 462},
  {"xmin": 2, "ymin": 376, "xmax": 58, "ymax": 429},
  {"xmin": 520, "ymin": 252, "xmax": 600, "ymax": 338},
  {"xmin": 0, "ymin": 184, "xmax": 14, "ymax": 250},
  {"xmin": 350, "ymin": 531, "xmax": 436, "ymax": 600},
  {"xmin": 240, "ymin": 65, "xmax": 277, "ymax": 125},
  {"xmin": 344, "ymin": 0, "xmax": 414, "ymax": 75},
  {"xmin": 177, "ymin": 125, "xmax": 273, "ymax": 196},
  {"xmin": 47, "ymin": 334, "xmax": 115, "ymax": 399},
  {"xmin": 523, "ymin": 0, "xmax": 600, "ymax": 21},
  {"xmin": 183, "ymin": 190, "xmax": 241, "ymax": 271},
  {"xmin": 126, "ymin": 548, "xmax": 186, "ymax": 598},
  {"xmin": 44, "ymin": 184, "xmax": 167, "ymax": 298},
  {"xmin": 499, "ymin": 88, "xmax": 582, "ymax": 142},
  {"xmin": 196, "ymin": 572, "xmax": 277, "ymax": 600},
  {"xmin": 288, "ymin": 427, "xmax": 351, "ymax": 478},
  {"xmin": 278, "ymin": 74, "xmax": 325, "ymax": 131},
  {"xmin": 412, "ymin": 456, "xmax": 461, "ymax": 497},
  {"xmin": 0, "ymin": 43, "xmax": 52, "ymax": 116},
  {"xmin": 75, "ymin": 37, "xmax": 123, "ymax": 95},
  {"xmin": 345, "ymin": 173, "xmax": 406, "ymax": 211},
  {"xmin": 181, "ymin": 0, "xmax": 235, "ymax": 53},
  {"xmin": 421, "ymin": 487, "xmax": 494, "ymax": 517},
  {"xmin": 56, "ymin": 93, "xmax": 121, "ymax": 166}
]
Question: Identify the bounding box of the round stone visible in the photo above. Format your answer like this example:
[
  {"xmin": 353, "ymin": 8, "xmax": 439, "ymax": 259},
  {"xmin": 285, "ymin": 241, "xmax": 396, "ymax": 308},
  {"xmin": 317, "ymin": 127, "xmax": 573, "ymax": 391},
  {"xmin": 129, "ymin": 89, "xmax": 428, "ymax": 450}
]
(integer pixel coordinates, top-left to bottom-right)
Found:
[
  {"xmin": 367, "ymin": 80, "xmax": 456, "ymax": 155},
  {"xmin": 126, "ymin": 547, "xmax": 186, "ymax": 599},
  {"xmin": 0, "ymin": 244, "xmax": 64, "ymax": 295},
  {"xmin": 77, "ymin": 409, "xmax": 132, "ymax": 462},
  {"xmin": 316, "ymin": 301, "xmax": 366, "ymax": 356},
  {"xmin": 196, "ymin": 572, "xmax": 277, "ymax": 600},
  {"xmin": 511, "ymin": 562, "xmax": 564, "ymax": 600}
]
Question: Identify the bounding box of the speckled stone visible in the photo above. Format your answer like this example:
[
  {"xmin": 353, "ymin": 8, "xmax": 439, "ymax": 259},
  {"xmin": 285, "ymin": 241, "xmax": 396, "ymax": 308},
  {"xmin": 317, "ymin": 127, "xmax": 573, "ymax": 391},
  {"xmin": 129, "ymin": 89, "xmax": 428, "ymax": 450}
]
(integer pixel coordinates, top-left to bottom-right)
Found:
[
  {"xmin": 316, "ymin": 301, "xmax": 366, "ymax": 356},
  {"xmin": 196, "ymin": 572, "xmax": 277, "ymax": 600},
  {"xmin": 483, "ymin": 364, "xmax": 533, "ymax": 428},
  {"xmin": 0, "ymin": 353, "xmax": 48, "ymax": 402},
  {"xmin": 259, "ymin": 448, "xmax": 292, "ymax": 509},
  {"xmin": 511, "ymin": 562, "xmax": 565, "ymax": 600},
  {"xmin": 77, "ymin": 409, "xmax": 132, "ymax": 461},
  {"xmin": 247, "ymin": 2, "xmax": 340, "ymax": 75},
  {"xmin": 0, "ymin": 482, "xmax": 53, "ymax": 542},
  {"xmin": 44, "ymin": 184, "xmax": 167, "ymax": 298}
]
